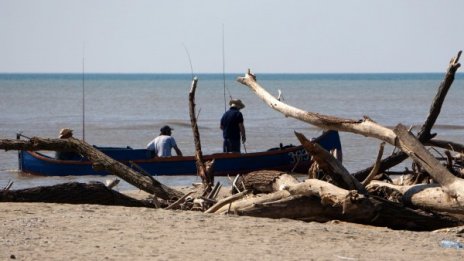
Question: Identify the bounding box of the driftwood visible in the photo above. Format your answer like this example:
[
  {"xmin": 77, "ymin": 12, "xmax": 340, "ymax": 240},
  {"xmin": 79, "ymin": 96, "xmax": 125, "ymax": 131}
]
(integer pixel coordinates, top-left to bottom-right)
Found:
[
  {"xmin": 0, "ymin": 182, "xmax": 154, "ymax": 207},
  {"xmin": 233, "ymin": 170, "xmax": 298, "ymax": 194},
  {"xmin": 393, "ymin": 124, "xmax": 464, "ymax": 200},
  {"xmin": 0, "ymin": 137, "xmax": 183, "ymax": 200},
  {"xmin": 353, "ymin": 51, "xmax": 462, "ymax": 180},
  {"xmin": 210, "ymin": 179, "xmax": 460, "ymax": 230},
  {"xmin": 367, "ymin": 181, "xmax": 464, "ymax": 215},
  {"xmin": 294, "ymin": 131, "xmax": 367, "ymax": 193},
  {"xmin": 188, "ymin": 77, "xmax": 214, "ymax": 188}
]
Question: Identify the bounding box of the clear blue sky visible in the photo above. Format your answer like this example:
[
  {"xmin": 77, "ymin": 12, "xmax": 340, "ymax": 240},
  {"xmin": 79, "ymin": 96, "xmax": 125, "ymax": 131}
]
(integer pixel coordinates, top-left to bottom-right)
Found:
[{"xmin": 1, "ymin": 0, "xmax": 463, "ymax": 73}]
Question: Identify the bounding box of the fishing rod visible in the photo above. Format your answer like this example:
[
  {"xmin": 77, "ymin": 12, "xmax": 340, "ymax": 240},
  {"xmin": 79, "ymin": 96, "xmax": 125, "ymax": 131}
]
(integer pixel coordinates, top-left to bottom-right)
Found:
[
  {"xmin": 182, "ymin": 43, "xmax": 195, "ymax": 80},
  {"xmin": 222, "ymin": 24, "xmax": 233, "ymax": 112},
  {"xmin": 82, "ymin": 43, "xmax": 86, "ymax": 142},
  {"xmin": 222, "ymin": 24, "xmax": 227, "ymax": 112}
]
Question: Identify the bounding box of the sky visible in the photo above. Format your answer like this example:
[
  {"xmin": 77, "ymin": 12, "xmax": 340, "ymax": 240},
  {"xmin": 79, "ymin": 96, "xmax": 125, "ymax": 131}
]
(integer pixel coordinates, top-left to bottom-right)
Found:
[{"xmin": 1, "ymin": 0, "xmax": 464, "ymax": 73}]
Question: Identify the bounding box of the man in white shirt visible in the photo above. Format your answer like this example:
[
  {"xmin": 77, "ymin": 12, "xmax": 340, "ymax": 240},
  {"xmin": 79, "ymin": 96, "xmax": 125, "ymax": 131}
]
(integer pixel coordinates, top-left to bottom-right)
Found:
[{"xmin": 147, "ymin": 125, "xmax": 183, "ymax": 157}]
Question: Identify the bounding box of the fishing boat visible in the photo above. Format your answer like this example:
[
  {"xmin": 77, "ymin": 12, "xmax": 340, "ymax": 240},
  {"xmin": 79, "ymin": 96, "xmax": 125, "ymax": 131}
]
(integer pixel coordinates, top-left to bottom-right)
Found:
[{"xmin": 18, "ymin": 130, "xmax": 341, "ymax": 176}]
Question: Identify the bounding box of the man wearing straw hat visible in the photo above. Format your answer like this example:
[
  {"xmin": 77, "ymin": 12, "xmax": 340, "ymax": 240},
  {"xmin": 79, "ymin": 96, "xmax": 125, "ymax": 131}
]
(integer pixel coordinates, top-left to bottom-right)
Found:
[
  {"xmin": 220, "ymin": 99, "xmax": 246, "ymax": 153},
  {"xmin": 55, "ymin": 128, "xmax": 80, "ymax": 160}
]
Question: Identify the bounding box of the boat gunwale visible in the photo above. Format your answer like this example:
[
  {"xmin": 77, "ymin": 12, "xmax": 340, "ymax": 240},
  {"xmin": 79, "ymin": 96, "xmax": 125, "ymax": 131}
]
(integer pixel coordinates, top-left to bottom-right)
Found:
[{"xmin": 22, "ymin": 145, "xmax": 306, "ymax": 165}]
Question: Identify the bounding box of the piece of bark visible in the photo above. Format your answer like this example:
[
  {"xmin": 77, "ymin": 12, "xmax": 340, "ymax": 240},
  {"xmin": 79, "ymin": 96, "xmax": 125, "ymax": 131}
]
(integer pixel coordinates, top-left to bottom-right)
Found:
[
  {"xmin": 0, "ymin": 137, "xmax": 183, "ymax": 200},
  {"xmin": 0, "ymin": 182, "xmax": 154, "ymax": 207},
  {"xmin": 234, "ymin": 170, "xmax": 298, "ymax": 194}
]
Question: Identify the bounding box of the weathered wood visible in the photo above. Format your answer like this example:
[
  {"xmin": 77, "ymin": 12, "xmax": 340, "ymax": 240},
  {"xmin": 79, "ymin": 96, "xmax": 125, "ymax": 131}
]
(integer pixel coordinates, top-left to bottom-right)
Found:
[
  {"xmin": 0, "ymin": 137, "xmax": 183, "ymax": 200},
  {"xmin": 0, "ymin": 182, "xmax": 154, "ymax": 207},
  {"xmin": 188, "ymin": 77, "xmax": 214, "ymax": 187},
  {"xmin": 353, "ymin": 51, "xmax": 462, "ymax": 180},
  {"xmin": 393, "ymin": 124, "xmax": 464, "ymax": 199},
  {"xmin": 362, "ymin": 142, "xmax": 385, "ymax": 186},
  {"xmin": 294, "ymin": 131, "xmax": 367, "ymax": 193},
  {"xmin": 367, "ymin": 180, "xmax": 464, "ymax": 214},
  {"xmin": 215, "ymin": 179, "xmax": 461, "ymax": 230},
  {"xmin": 234, "ymin": 170, "xmax": 297, "ymax": 194},
  {"xmin": 237, "ymin": 71, "xmax": 397, "ymax": 144}
]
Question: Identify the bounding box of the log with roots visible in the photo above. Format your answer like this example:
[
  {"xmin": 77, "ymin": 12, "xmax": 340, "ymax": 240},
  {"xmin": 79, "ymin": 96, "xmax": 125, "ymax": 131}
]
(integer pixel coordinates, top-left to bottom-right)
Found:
[{"xmin": 0, "ymin": 137, "xmax": 183, "ymax": 200}]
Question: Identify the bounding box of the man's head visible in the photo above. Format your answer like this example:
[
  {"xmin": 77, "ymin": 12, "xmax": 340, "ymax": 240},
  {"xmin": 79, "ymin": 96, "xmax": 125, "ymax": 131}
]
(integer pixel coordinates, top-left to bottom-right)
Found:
[
  {"xmin": 229, "ymin": 99, "xmax": 245, "ymax": 110},
  {"xmin": 160, "ymin": 125, "xmax": 173, "ymax": 135},
  {"xmin": 59, "ymin": 128, "xmax": 73, "ymax": 139}
]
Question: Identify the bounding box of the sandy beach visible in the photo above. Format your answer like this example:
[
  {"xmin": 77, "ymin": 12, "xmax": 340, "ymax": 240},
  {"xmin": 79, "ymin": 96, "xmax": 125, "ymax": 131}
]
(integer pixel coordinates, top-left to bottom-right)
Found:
[{"xmin": 1, "ymin": 189, "xmax": 464, "ymax": 261}]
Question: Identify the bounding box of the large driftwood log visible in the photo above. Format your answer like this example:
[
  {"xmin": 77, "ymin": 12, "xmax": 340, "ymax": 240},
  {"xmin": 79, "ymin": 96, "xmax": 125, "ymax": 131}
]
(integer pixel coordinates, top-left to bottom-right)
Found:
[
  {"xmin": 393, "ymin": 124, "xmax": 464, "ymax": 200},
  {"xmin": 0, "ymin": 182, "xmax": 154, "ymax": 207},
  {"xmin": 188, "ymin": 77, "xmax": 214, "ymax": 187},
  {"xmin": 0, "ymin": 137, "xmax": 183, "ymax": 200},
  {"xmin": 237, "ymin": 69, "xmax": 397, "ymax": 144},
  {"xmin": 212, "ymin": 179, "xmax": 460, "ymax": 230},
  {"xmin": 354, "ymin": 51, "xmax": 462, "ymax": 180},
  {"xmin": 367, "ymin": 181, "xmax": 464, "ymax": 215}
]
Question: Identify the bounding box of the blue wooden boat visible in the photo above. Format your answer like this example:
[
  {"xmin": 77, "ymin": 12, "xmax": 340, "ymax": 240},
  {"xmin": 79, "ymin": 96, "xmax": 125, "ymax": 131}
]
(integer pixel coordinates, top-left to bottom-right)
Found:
[{"xmin": 18, "ymin": 131, "xmax": 341, "ymax": 176}]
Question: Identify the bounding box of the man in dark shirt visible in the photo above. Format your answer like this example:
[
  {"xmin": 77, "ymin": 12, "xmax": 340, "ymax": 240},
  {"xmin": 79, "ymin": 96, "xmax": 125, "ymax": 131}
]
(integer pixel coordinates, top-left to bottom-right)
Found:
[{"xmin": 220, "ymin": 99, "xmax": 246, "ymax": 153}]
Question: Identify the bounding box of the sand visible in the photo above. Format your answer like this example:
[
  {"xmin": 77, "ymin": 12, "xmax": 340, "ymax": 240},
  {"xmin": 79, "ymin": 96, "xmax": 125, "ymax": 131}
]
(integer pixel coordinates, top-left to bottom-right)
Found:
[{"xmin": 1, "ymin": 190, "xmax": 464, "ymax": 260}]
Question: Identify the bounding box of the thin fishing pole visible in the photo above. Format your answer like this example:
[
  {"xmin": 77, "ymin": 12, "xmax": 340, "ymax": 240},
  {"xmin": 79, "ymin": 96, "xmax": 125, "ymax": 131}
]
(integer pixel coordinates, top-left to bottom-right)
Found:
[
  {"xmin": 222, "ymin": 24, "xmax": 227, "ymax": 112},
  {"xmin": 82, "ymin": 43, "xmax": 86, "ymax": 142},
  {"xmin": 182, "ymin": 43, "xmax": 194, "ymax": 80}
]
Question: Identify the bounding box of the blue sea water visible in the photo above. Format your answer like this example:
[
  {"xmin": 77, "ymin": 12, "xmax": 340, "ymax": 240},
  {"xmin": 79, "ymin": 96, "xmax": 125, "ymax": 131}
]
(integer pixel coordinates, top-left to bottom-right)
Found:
[{"xmin": 1, "ymin": 73, "xmax": 463, "ymax": 190}]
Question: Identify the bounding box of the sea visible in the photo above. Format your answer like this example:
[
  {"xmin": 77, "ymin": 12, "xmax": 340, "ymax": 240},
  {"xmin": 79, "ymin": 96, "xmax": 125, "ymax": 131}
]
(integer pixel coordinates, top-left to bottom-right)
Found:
[{"xmin": 1, "ymin": 73, "xmax": 463, "ymax": 191}]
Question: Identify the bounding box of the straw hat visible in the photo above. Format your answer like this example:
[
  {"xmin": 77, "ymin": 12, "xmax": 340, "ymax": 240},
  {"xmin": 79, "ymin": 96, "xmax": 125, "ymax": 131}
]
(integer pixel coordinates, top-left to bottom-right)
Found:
[
  {"xmin": 229, "ymin": 99, "xmax": 245, "ymax": 110},
  {"xmin": 59, "ymin": 128, "xmax": 73, "ymax": 138}
]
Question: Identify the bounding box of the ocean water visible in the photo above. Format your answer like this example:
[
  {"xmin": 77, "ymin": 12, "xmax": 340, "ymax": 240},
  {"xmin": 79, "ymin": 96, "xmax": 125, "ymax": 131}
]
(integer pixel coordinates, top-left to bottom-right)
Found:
[{"xmin": 1, "ymin": 73, "xmax": 463, "ymax": 190}]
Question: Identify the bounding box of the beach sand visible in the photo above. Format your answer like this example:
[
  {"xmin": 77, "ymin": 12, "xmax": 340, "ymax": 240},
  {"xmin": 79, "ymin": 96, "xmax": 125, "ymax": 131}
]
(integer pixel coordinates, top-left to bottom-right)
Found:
[{"xmin": 1, "ymin": 189, "xmax": 464, "ymax": 260}]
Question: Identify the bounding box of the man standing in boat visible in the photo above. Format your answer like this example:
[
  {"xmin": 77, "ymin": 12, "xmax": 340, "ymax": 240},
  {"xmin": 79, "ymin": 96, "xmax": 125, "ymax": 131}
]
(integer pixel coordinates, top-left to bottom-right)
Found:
[
  {"xmin": 220, "ymin": 99, "xmax": 246, "ymax": 153},
  {"xmin": 147, "ymin": 125, "xmax": 183, "ymax": 157}
]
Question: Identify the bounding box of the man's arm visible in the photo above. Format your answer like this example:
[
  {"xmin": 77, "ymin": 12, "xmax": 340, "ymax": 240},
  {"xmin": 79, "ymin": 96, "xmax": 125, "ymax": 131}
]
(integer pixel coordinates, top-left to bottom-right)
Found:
[
  {"xmin": 173, "ymin": 145, "xmax": 183, "ymax": 156},
  {"xmin": 239, "ymin": 122, "xmax": 246, "ymax": 143}
]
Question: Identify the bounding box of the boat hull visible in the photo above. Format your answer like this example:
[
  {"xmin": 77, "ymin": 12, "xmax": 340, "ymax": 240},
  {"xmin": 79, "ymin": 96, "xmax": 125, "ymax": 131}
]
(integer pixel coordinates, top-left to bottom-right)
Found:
[{"xmin": 18, "ymin": 131, "xmax": 342, "ymax": 176}]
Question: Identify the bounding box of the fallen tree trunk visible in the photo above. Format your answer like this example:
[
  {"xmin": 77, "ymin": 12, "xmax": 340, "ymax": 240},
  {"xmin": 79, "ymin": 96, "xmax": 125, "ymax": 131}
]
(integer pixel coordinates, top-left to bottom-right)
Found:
[
  {"xmin": 212, "ymin": 179, "xmax": 460, "ymax": 230},
  {"xmin": 0, "ymin": 182, "xmax": 155, "ymax": 207},
  {"xmin": 367, "ymin": 181, "xmax": 464, "ymax": 215},
  {"xmin": 0, "ymin": 137, "xmax": 183, "ymax": 200}
]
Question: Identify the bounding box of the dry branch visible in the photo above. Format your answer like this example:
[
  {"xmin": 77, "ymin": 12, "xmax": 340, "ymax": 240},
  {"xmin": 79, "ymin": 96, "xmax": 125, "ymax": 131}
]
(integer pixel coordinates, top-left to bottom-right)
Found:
[
  {"xmin": 393, "ymin": 124, "xmax": 464, "ymax": 199},
  {"xmin": 294, "ymin": 131, "xmax": 367, "ymax": 193},
  {"xmin": 188, "ymin": 77, "xmax": 214, "ymax": 188},
  {"xmin": 354, "ymin": 51, "xmax": 462, "ymax": 180},
  {"xmin": 0, "ymin": 137, "xmax": 183, "ymax": 200}
]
